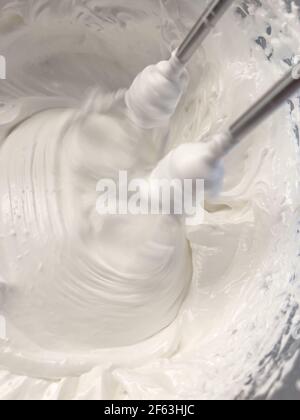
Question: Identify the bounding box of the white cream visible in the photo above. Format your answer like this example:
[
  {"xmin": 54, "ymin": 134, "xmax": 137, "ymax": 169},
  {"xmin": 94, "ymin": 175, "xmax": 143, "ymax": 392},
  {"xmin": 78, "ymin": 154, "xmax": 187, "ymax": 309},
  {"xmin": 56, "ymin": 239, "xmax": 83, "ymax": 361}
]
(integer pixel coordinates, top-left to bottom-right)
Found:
[
  {"xmin": 0, "ymin": 0, "xmax": 299, "ymax": 400},
  {"xmin": 151, "ymin": 137, "xmax": 226, "ymax": 196},
  {"xmin": 0, "ymin": 106, "xmax": 192, "ymax": 351},
  {"xmin": 125, "ymin": 52, "xmax": 188, "ymax": 129}
]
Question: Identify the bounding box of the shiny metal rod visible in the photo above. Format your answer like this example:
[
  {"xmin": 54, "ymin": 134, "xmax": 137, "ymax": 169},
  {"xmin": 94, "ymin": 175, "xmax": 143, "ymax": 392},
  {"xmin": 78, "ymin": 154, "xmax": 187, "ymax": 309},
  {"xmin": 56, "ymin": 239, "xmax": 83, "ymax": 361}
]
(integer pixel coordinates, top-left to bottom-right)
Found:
[
  {"xmin": 176, "ymin": 0, "xmax": 235, "ymax": 64},
  {"xmin": 229, "ymin": 67, "xmax": 300, "ymax": 144},
  {"xmin": 211, "ymin": 66, "xmax": 300, "ymax": 160}
]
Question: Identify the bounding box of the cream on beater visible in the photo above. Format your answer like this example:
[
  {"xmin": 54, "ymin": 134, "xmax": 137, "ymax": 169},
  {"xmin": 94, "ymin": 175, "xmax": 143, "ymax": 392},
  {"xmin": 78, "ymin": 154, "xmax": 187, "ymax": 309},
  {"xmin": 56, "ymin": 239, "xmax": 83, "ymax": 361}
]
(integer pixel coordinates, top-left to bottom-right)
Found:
[{"xmin": 0, "ymin": 0, "xmax": 299, "ymax": 401}]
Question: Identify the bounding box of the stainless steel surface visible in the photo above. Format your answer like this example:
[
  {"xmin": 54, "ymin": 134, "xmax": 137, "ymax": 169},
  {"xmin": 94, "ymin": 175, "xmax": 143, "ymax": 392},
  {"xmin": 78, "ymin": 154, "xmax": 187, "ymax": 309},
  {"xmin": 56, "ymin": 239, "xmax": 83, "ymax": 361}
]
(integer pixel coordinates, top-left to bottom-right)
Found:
[
  {"xmin": 211, "ymin": 66, "xmax": 300, "ymax": 160},
  {"xmin": 176, "ymin": 0, "xmax": 235, "ymax": 64},
  {"xmin": 230, "ymin": 67, "xmax": 300, "ymax": 142}
]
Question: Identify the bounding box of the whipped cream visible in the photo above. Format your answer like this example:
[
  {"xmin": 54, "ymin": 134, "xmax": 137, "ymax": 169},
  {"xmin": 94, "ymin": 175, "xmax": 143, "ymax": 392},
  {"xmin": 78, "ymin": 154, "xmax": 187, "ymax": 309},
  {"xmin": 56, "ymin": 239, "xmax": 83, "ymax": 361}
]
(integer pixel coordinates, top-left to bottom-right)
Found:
[
  {"xmin": 125, "ymin": 52, "xmax": 188, "ymax": 129},
  {"xmin": 0, "ymin": 0, "xmax": 299, "ymax": 400}
]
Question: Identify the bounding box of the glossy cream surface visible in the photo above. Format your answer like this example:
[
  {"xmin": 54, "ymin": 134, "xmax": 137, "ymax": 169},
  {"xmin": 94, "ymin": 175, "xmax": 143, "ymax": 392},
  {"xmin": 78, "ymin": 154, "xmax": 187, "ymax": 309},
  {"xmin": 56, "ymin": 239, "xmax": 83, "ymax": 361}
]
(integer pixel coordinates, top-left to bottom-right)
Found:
[{"xmin": 0, "ymin": 0, "xmax": 299, "ymax": 400}]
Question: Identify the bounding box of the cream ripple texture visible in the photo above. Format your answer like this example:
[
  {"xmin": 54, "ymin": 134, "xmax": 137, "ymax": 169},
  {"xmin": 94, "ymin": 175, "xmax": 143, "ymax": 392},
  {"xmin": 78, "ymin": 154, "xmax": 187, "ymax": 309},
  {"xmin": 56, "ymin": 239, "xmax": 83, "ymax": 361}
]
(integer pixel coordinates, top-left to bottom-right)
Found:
[{"xmin": 0, "ymin": 0, "xmax": 299, "ymax": 400}]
